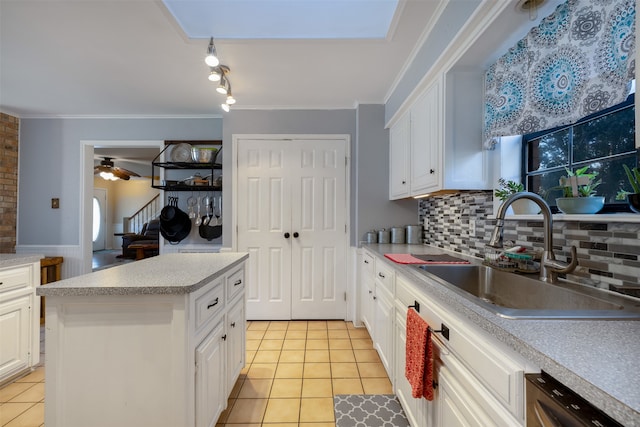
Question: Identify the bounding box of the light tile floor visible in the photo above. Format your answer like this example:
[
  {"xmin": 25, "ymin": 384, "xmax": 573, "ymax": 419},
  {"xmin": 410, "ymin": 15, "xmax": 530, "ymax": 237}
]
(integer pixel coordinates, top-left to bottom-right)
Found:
[{"xmin": 0, "ymin": 321, "xmax": 390, "ymax": 427}]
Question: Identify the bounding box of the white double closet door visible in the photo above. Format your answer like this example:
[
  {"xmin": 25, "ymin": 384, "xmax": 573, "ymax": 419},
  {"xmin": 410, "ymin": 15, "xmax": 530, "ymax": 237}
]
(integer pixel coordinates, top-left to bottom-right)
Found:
[{"xmin": 236, "ymin": 136, "xmax": 348, "ymax": 320}]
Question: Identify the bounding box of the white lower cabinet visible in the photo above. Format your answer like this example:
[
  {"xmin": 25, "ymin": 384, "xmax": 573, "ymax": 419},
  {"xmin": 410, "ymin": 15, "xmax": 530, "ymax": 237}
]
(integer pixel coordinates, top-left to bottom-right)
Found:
[
  {"xmin": 373, "ymin": 285, "xmax": 394, "ymax": 378},
  {"xmin": 437, "ymin": 352, "xmax": 521, "ymax": 427},
  {"xmin": 394, "ymin": 310, "xmax": 437, "ymax": 427},
  {"xmin": 195, "ymin": 320, "xmax": 226, "ymax": 427},
  {"xmin": 359, "ymin": 251, "xmax": 375, "ymax": 332},
  {"xmin": 0, "ymin": 261, "xmax": 40, "ymax": 386},
  {"xmin": 360, "ymin": 250, "xmax": 395, "ymax": 379},
  {"xmin": 0, "ymin": 294, "xmax": 31, "ymax": 381},
  {"xmin": 226, "ymin": 295, "xmax": 246, "ymax": 393},
  {"xmin": 358, "ymin": 252, "xmax": 529, "ymax": 427}
]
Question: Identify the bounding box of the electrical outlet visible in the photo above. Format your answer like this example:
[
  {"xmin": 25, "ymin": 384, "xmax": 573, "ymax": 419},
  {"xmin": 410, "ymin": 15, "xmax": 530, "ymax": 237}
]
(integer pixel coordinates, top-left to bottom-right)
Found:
[
  {"xmin": 51, "ymin": 198, "xmax": 60, "ymax": 209},
  {"xmin": 469, "ymin": 219, "xmax": 476, "ymax": 236}
]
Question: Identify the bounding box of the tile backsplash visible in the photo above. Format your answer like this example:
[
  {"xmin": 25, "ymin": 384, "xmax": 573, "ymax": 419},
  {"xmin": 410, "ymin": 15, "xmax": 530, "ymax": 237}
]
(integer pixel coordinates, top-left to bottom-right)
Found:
[{"xmin": 418, "ymin": 191, "xmax": 640, "ymax": 297}]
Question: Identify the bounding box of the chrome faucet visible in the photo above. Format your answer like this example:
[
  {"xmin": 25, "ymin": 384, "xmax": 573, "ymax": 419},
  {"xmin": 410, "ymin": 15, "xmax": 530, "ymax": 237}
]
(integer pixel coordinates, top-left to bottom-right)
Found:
[{"xmin": 488, "ymin": 192, "xmax": 577, "ymax": 283}]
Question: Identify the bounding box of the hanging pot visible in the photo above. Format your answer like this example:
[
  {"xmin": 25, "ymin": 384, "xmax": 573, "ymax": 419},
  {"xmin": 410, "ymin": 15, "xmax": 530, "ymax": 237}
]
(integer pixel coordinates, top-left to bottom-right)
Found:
[
  {"xmin": 160, "ymin": 196, "xmax": 192, "ymax": 243},
  {"xmin": 199, "ymin": 218, "xmax": 222, "ymax": 240}
]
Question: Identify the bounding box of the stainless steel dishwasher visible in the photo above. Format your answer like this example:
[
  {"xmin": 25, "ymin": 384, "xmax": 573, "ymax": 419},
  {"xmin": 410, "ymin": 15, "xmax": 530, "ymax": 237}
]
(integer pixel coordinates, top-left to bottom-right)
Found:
[{"xmin": 526, "ymin": 372, "xmax": 624, "ymax": 427}]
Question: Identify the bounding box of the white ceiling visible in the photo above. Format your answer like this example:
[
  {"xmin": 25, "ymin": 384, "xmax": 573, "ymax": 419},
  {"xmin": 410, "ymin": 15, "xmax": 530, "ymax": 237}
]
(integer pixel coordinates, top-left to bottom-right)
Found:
[{"xmin": 0, "ymin": 0, "xmax": 445, "ymax": 118}]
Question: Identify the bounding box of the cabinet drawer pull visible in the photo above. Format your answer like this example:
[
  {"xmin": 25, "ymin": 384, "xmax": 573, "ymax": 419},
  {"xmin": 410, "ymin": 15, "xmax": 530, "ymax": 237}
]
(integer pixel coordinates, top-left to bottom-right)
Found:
[
  {"xmin": 368, "ymin": 290, "xmax": 373, "ymax": 294},
  {"xmin": 230, "ymin": 322, "xmax": 236, "ymax": 328},
  {"xmin": 378, "ymin": 272, "xmax": 385, "ymax": 278},
  {"xmin": 0, "ymin": 281, "xmax": 3, "ymax": 286},
  {"xmin": 373, "ymin": 296, "xmax": 377, "ymax": 300},
  {"xmin": 221, "ymin": 334, "xmax": 227, "ymax": 341},
  {"xmin": 234, "ymin": 279, "xmax": 242, "ymax": 286},
  {"xmin": 430, "ymin": 169, "xmax": 435, "ymax": 174},
  {"xmin": 207, "ymin": 298, "xmax": 219, "ymax": 309},
  {"xmin": 364, "ymin": 260, "xmax": 369, "ymax": 264}
]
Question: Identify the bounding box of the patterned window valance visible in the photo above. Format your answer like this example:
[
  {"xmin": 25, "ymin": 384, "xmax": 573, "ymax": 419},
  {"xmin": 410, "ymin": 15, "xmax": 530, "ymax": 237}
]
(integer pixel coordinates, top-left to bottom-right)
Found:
[{"xmin": 483, "ymin": 0, "xmax": 635, "ymax": 148}]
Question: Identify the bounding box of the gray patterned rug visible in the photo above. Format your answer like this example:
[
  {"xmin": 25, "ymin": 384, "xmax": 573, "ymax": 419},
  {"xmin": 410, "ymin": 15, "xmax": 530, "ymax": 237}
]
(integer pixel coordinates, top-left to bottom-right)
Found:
[{"xmin": 334, "ymin": 394, "xmax": 410, "ymax": 427}]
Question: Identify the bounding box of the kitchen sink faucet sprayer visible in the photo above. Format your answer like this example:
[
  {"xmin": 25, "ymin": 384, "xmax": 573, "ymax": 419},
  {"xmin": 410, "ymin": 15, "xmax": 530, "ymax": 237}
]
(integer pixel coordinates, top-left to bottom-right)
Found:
[{"xmin": 488, "ymin": 192, "xmax": 578, "ymax": 284}]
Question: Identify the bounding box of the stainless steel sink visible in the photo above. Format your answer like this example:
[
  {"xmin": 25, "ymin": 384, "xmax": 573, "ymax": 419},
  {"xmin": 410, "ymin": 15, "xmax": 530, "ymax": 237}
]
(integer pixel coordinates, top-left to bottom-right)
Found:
[{"xmin": 416, "ymin": 264, "xmax": 640, "ymax": 319}]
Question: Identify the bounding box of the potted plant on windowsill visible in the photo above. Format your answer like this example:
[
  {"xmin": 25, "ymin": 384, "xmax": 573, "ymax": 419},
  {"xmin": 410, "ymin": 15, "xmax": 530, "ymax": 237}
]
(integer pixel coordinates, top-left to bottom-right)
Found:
[
  {"xmin": 494, "ymin": 178, "xmax": 539, "ymax": 214},
  {"xmin": 615, "ymin": 165, "xmax": 640, "ymax": 213},
  {"xmin": 555, "ymin": 166, "xmax": 604, "ymax": 214}
]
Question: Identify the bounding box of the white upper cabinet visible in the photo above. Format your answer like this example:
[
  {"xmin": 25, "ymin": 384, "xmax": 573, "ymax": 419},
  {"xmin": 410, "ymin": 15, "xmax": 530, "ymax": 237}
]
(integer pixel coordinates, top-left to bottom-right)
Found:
[
  {"xmin": 410, "ymin": 81, "xmax": 441, "ymax": 195},
  {"xmin": 389, "ymin": 113, "xmax": 411, "ymax": 199},
  {"xmin": 388, "ymin": 73, "xmax": 491, "ymax": 200}
]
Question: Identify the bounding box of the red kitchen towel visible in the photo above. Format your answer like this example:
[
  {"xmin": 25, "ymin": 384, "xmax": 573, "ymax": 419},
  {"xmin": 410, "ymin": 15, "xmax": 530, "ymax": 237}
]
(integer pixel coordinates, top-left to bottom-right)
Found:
[
  {"xmin": 384, "ymin": 253, "xmax": 428, "ymax": 264},
  {"xmin": 405, "ymin": 308, "xmax": 434, "ymax": 401}
]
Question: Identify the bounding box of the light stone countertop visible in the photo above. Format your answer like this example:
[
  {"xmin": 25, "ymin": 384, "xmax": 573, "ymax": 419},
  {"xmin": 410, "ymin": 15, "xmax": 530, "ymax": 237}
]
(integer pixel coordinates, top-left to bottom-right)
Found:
[
  {"xmin": 364, "ymin": 243, "xmax": 640, "ymax": 427},
  {"xmin": 36, "ymin": 253, "xmax": 248, "ymax": 297},
  {"xmin": 0, "ymin": 254, "xmax": 43, "ymax": 269}
]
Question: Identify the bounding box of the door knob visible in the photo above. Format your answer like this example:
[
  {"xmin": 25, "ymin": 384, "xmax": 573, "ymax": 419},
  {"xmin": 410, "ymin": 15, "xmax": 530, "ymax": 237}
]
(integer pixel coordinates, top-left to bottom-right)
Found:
[
  {"xmin": 293, "ymin": 232, "xmax": 299, "ymax": 238},
  {"xmin": 284, "ymin": 232, "xmax": 290, "ymax": 239}
]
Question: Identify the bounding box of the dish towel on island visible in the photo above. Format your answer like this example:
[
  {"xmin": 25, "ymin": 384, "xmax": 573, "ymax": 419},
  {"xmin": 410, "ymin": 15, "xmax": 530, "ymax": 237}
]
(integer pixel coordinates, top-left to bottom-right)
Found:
[{"xmin": 405, "ymin": 308, "xmax": 434, "ymax": 401}]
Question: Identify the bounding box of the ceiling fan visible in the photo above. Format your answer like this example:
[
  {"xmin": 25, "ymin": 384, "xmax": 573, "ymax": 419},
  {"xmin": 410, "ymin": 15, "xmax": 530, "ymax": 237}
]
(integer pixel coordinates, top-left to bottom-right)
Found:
[{"xmin": 94, "ymin": 157, "xmax": 141, "ymax": 181}]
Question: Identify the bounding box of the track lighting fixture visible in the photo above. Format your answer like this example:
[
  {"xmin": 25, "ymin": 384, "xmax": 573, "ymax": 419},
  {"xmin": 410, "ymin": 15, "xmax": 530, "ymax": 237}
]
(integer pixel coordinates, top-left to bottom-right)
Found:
[
  {"xmin": 216, "ymin": 74, "xmax": 228, "ymax": 95},
  {"xmin": 204, "ymin": 37, "xmax": 219, "ymax": 67},
  {"xmin": 204, "ymin": 37, "xmax": 236, "ymax": 112}
]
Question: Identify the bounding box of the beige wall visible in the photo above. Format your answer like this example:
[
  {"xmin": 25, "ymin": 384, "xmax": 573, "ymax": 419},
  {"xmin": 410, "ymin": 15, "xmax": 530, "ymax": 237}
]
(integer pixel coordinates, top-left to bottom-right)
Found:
[{"xmin": 0, "ymin": 113, "xmax": 19, "ymax": 253}]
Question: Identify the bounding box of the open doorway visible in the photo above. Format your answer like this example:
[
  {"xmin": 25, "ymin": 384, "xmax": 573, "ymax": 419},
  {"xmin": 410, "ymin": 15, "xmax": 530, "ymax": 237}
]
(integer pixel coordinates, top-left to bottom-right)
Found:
[{"xmin": 80, "ymin": 141, "xmax": 164, "ymax": 274}]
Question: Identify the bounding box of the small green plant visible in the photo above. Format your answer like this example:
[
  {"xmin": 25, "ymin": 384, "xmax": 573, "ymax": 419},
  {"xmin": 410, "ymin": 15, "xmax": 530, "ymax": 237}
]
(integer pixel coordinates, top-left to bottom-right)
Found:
[
  {"xmin": 616, "ymin": 165, "xmax": 640, "ymax": 200},
  {"xmin": 558, "ymin": 166, "xmax": 601, "ymax": 197},
  {"xmin": 494, "ymin": 178, "xmax": 524, "ymax": 201}
]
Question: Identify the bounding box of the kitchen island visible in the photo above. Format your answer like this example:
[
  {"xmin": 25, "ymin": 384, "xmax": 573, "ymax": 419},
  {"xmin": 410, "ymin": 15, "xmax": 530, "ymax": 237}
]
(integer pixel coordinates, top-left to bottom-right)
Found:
[
  {"xmin": 365, "ymin": 244, "xmax": 639, "ymax": 427},
  {"xmin": 37, "ymin": 252, "xmax": 248, "ymax": 427}
]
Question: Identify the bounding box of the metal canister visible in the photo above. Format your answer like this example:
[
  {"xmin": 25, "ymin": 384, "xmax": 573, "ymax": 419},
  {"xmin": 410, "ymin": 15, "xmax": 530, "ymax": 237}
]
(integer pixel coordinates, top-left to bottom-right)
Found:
[
  {"xmin": 377, "ymin": 229, "xmax": 391, "ymax": 244},
  {"xmin": 406, "ymin": 225, "xmax": 423, "ymax": 244},
  {"xmin": 390, "ymin": 227, "xmax": 406, "ymax": 244},
  {"xmin": 364, "ymin": 230, "xmax": 377, "ymax": 244}
]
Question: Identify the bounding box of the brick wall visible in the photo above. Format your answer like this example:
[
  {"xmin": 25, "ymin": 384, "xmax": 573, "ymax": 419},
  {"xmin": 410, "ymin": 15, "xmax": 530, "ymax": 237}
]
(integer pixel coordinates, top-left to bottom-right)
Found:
[
  {"xmin": 419, "ymin": 191, "xmax": 640, "ymax": 297},
  {"xmin": 0, "ymin": 113, "xmax": 19, "ymax": 253}
]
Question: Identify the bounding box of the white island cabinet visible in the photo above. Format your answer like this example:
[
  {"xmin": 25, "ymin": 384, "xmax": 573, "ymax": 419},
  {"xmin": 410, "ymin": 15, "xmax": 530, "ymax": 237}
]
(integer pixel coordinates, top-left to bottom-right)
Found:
[
  {"xmin": 0, "ymin": 255, "xmax": 42, "ymax": 386},
  {"xmin": 36, "ymin": 253, "xmax": 248, "ymax": 427}
]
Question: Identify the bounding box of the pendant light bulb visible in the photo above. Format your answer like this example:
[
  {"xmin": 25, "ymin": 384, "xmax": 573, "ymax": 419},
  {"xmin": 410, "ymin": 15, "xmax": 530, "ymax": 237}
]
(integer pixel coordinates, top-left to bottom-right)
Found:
[
  {"xmin": 226, "ymin": 94, "xmax": 236, "ymax": 105},
  {"xmin": 208, "ymin": 69, "xmax": 221, "ymax": 82},
  {"xmin": 221, "ymin": 103, "xmax": 230, "ymax": 112},
  {"xmin": 204, "ymin": 37, "xmax": 219, "ymax": 67}
]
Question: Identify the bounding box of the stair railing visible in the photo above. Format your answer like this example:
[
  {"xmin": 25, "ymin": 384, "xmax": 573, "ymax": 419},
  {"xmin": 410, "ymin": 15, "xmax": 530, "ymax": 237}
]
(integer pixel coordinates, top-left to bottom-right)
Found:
[{"xmin": 124, "ymin": 194, "xmax": 161, "ymax": 234}]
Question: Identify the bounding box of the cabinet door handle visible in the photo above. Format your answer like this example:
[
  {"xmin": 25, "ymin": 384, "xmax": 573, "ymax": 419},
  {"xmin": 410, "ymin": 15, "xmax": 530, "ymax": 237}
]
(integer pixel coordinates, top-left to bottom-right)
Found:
[
  {"xmin": 402, "ymin": 180, "xmax": 406, "ymax": 184},
  {"xmin": 364, "ymin": 260, "xmax": 369, "ymax": 264},
  {"xmin": 430, "ymin": 169, "xmax": 435, "ymax": 174},
  {"xmin": 293, "ymin": 232, "xmax": 299, "ymax": 238},
  {"xmin": 221, "ymin": 334, "xmax": 227, "ymax": 341},
  {"xmin": 378, "ymin": 272, "xmax": 385, "ymax": 278},
  {"xmin": 207, "ymin": 297, "xmax": 219, "ymax": 309},
  {"xmin": 230, "ymin": 322, "xmax": 236, "ymax": 328},
  {"xmin": 0, "ymin": 281, "xmax": 3, "ymax": 286},
  {"xmin": 234, "ymin": 279, "xmax": 242, "ymax": 286},
  {"xmin": 284, "ymin": 232, "xmax": 290, "ymax": 239},
  {"xmin": 368, "ymin": 290, "xmax": 373, "ymax": 294},
  {"xmin": 373, "ymin": 296, "xmax": 377, "ymax": 300}
]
